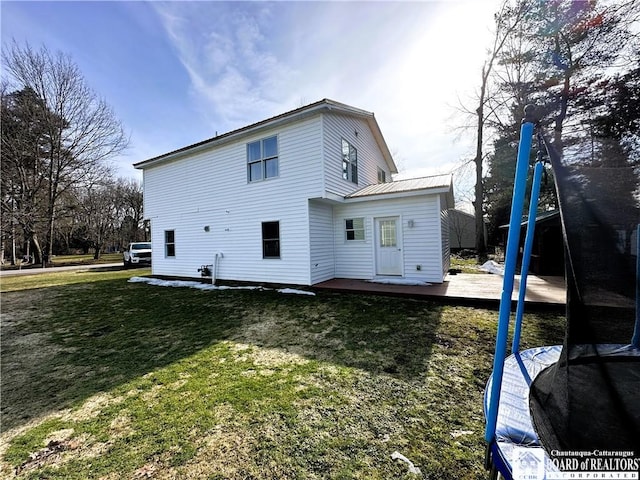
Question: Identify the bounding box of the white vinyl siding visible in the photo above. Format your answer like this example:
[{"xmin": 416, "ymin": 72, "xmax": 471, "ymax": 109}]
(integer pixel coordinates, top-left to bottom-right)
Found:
[
  {"xmin": 143, "ymin": 116, "xmax": 323, "ymax": 285},
  {"xmin": 322, "ymin": 113, "xmax": 391, "ymax": 197},
  {"xmin": 309, "ymin": 200, "xmax": 335, "ymax": 284},
  {"xmin": 333, "ymin": 195, "xmax": 445, "ymax": 283},
  {"xmin": 139, "ymin": 104, "xmax": 448, "ymax": 286}
]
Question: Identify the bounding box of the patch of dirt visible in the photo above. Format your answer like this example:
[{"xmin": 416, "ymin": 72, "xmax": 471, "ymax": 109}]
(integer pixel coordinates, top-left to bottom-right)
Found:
[
  {"xmin": 157, "ymin": 423, "xmax": 260, "ymax": 479},
  {"xmin": 109, "ymin": 413, "xmax": 134, "ymax": 439},
  {"xmin": 168, "ymin": 379, "xmax": 188, "ymax": 390},
  {"xmin": 249, "ymin": 347, "xmax": 309, "ymax": 368},
  {"xmin": 44, "ymin": 429, "xmax": 75, "ymax": 445},
  {"xmin": 62, "ymin": 392, "xmax": 125, "ymax": 421},
  {"xmin": 141, "ymin": 384, "xmax": 164, "ymax": 405},
  {"xmin": 13, "ymin": 436, "xmax": 82, "ymax": 475}
]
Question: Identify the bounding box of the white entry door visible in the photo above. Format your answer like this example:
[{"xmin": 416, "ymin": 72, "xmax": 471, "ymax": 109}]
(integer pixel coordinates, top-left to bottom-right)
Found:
[{"xmin": 375, "ymin": 217, "xmax": 402, "ymax": 275}]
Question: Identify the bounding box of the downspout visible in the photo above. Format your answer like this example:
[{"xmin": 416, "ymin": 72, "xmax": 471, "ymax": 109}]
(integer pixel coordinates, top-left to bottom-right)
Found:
[{"xmin": 212, "ymin": 252, "xmax": 223, "ymax": 285}]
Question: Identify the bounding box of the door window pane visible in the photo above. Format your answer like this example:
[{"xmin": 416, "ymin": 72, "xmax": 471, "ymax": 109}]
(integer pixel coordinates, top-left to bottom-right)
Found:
[{"xmin": 380, "ymin": 220, "xmax": 396, "ymax": 247}]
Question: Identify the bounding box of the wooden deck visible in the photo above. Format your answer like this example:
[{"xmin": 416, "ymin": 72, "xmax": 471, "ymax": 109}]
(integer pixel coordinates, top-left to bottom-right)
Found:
[{"xmin": 313, "ymin": 273, "xmax": 566, "ymax": 309}]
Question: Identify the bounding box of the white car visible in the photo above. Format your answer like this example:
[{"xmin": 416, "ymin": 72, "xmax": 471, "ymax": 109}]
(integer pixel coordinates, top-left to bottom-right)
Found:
[{"xmin": 123, "ymin": 242, "xmax": 152, "ymax": 268}]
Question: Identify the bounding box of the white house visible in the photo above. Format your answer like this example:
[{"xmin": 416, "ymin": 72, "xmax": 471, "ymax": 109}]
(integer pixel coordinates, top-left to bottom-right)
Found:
[{"xmin": 134, "ymin": 99, "xmax": 454, "ymax": 286}]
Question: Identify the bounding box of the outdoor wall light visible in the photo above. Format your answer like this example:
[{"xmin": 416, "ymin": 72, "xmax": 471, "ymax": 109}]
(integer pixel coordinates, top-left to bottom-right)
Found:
[
  {"xmin": 408, "ymin": 220, "xmax": 415, "ymax": 228},
  {"xmin": 204, "ymin": 226, "xmax": 210, "ymax": 232}
]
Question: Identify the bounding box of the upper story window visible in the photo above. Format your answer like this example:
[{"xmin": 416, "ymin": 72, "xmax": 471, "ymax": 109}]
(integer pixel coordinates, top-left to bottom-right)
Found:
[
  {"xmin": 377, "ymin": 168, "xmax": 387, "ymax": 184},
  {"xmin": 342, "ymin": 138, "xmax": 358, "ymax": 184},
  {"xmin": 248, "ymin": 135, "xmax": 278, "ymax": 182}
]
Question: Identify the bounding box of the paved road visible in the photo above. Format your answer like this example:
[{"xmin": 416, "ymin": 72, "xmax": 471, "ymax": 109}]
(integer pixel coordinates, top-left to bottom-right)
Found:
[{"xmin": 0, "ymin": 262, "xmax": 128, "ymax": 277}]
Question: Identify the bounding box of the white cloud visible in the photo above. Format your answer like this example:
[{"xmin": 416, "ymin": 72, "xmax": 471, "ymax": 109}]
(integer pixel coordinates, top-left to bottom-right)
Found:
[{"xmin": 153, "ymin": 2, "xmax": 300, "ymax": 129}]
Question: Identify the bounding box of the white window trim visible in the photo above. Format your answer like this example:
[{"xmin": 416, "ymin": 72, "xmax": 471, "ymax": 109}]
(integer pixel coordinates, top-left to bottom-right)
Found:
[
  {"xmin": 164, "ymin": 229, "xmax": 176, "ymax": 258},
  {"xmin": 345, "ymin": 217, "xmax": 365, "ymax": 242},
  {"xmin": 248, "ymin": 135, "xmax": 279, "ymax": 183},
  {"xmin": 341, "ymin": 138, "xmax": 358, "ymax": 184},
  {"xmin": 261, "ymin": 221, "xmax": 281, "ymax": 259}
]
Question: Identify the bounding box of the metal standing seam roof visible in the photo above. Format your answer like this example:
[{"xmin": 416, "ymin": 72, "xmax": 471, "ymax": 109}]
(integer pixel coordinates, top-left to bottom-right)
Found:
[{"xmin": 346, "ymin": 174, "xmax": 453, "ymax": 198}]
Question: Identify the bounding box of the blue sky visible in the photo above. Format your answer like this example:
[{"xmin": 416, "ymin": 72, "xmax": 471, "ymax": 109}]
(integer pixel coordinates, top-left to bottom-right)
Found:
[{"xmin": 2, "ymin": 1, "xmax": 500, "ymax": 188}]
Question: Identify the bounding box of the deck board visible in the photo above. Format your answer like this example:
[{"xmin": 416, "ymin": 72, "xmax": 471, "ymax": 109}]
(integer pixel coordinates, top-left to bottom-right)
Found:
[{"xmin": 313, "ymin": 273, "xmax": 565, "ymax": 308}]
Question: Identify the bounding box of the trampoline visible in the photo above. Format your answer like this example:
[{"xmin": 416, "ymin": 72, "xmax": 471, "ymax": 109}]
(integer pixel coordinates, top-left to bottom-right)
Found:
[{"xmin": 483, "ymin": 106, "xmax": 640, "ymax": 479}]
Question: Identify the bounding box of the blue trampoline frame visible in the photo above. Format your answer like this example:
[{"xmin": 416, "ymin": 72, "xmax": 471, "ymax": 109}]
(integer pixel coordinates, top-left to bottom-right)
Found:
[
  {"xmin": 483, "ymin": 117, "xmax": 547, "ymax": 480},
  {"xmin": 485, "ymin": 119, "xmax": 537, "ymax": 447},
  {"xmin": 483, "ymin": 114, "xmax": 640, "ymax": 479}
]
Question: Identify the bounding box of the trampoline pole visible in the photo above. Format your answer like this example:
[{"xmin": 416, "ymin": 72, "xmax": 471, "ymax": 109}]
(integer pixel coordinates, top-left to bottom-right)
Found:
[
  {"xmin": 485, "ymin": 119, "xmax": 535, "ymax": 442},
  {"xmin": 512, "ymin": 160, "xmax": 544, "ymax": 354},
  {"xmin": 633, "ymin": 224, "xmax": 640, "ymax": 348}
]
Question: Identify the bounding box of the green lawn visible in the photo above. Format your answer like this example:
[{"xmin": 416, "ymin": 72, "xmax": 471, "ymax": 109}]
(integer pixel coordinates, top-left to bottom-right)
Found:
[
  {"xmin": 50, "ymin": 253, "xmax": 123, "ymax": 266},
  {"xmin": 449, "ymin": 255, "xmax": 485, "ymax": 274},
  {"xmin": 0, "ymin": 270, "xmax": 564, "ymax": 479},
  {"xmin": 1, "ymin": 253, "xmax": 123, "ymax": 271}
]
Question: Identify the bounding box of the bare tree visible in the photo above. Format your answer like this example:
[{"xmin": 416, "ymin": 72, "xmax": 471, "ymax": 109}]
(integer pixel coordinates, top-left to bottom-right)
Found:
[
  {"xmin": 2, "ymin": 42, "xmax": 128, "ymax": 261},
  {"xmin": 469, "ymin": 1, "xmax": 531, "ymax": 261},
  {"xmin": 76, "ymin": 179, "xmax": 120, "ymax": 259},
  {"xmin": 114, "ymin": 177, "xmax": 144, "ymax": 247}
]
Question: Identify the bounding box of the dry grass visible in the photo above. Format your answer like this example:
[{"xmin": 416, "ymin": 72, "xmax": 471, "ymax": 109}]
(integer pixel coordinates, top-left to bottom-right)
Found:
[{"xmin": 0, "ymin": 270, "xmax": 565, "ymax": 479}]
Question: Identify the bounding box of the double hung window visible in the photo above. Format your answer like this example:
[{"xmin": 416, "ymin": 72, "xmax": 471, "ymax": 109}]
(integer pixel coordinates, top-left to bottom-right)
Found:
[
  {"xmin": 248, "ymin": 136, "xmax": 278, "ymax": 182},
  {"xmin": 345, "ymin": 218, "xmax": 365, "ymax": 241},
  {"xmin": 165, "ymin": 230, "xmax": 175, "ymax": 257},
  {"xmin": 262, "ymin": 221, "xmax": 280, "ymax": 258}
]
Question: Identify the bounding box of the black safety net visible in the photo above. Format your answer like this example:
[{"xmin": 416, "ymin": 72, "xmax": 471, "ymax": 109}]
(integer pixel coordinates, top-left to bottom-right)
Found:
[{"xmin": 529, "ymin": 134, "xmax": 640, "ymax": 453}]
